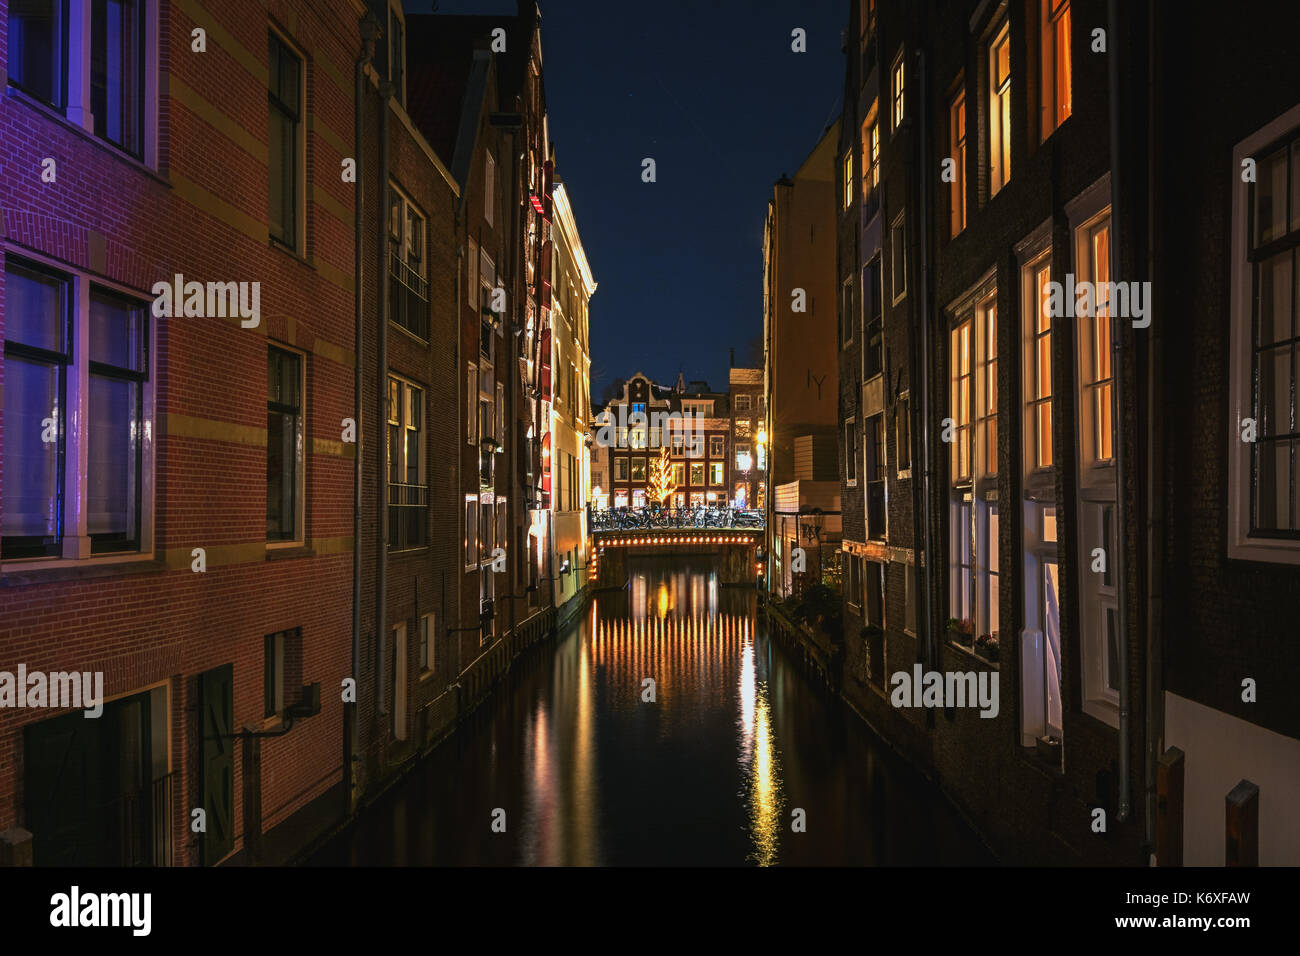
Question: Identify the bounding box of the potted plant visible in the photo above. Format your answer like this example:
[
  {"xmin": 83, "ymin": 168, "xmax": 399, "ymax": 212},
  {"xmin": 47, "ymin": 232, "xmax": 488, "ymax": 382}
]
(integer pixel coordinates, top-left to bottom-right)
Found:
[
  {"xmin": 975, "ymin": 631, "xmax": 1000, "ymax": 663},
  {"xmin": 950, "ymin": 617, "xmax": 974, "ymax": 646},
  {"xmin": 944, "ymin": 617, "xmax": 960, "ymax": 641}
]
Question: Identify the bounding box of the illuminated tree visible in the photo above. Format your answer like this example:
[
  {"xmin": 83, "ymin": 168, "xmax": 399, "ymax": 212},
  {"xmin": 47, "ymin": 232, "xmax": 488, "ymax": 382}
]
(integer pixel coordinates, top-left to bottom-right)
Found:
[{"xmin": 646, "ymin": 445, "xmax": 674, "ymax": 506}]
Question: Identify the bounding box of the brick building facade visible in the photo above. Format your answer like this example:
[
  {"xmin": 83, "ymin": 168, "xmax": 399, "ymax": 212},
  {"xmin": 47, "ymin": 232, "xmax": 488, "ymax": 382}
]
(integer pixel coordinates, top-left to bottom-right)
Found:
[
  {"xmin": 0, "ymin": 0, "xmax": 366, "ymax": 865},
  {"xmin": 832, "ymin": 0, "xmax": 1300, "ymax": 865}
]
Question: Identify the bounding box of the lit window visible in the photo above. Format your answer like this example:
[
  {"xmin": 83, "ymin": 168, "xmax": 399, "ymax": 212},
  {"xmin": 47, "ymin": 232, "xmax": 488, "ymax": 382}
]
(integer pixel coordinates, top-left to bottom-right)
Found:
[
  {"xmin": 387, "ymin": 375, "xmax": 426, "ymax": 550},
  {"xmin": 1040, "ymin": 0, "xmax": 1072, "ymax": 140},
  {"xmin": 988, "ymin": 20, "xmax": 1011, "ymax": 196},
  {"xmin": 977, "ymin": 298, "xmax": 998, "ymax": 477},
  {"xmin": 892, "ymin": 52, "xmax": 905, "ymax": 130},
  {"xmin": 1025, "ymin": 256, "xmax": 1054, "ymax": 469},
  {"xmin": 843, "ymin": 151, "xmax": 854, "ymax": 209},
  {"xmin": 950, "ymin": 319, "xmax": 973, "ymax": 482},
  {"xmin": 710, "ymin": 462, "xmax": 724, "ymax": 485},
  {"xmin": 950, "ymin": 89, "xmax": 967, "ymax": 236},
  {"xmin": 690, "ymin": 463, "xmax": 705, "ymax": 486},
  {"xmin": 1077, "ymin": 214, "xmax": 1113, "ymax": 464}
]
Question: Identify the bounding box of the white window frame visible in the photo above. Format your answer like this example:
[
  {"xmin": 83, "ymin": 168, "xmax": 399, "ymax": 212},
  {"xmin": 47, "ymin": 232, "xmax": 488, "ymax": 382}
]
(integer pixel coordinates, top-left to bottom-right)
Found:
[
  {"xmin": 896, "ymin": 392, "xmax": 911, "ymax": 477},
  {"xmin": 12, "ymin": 0, "xmax": 162, "ymax": 166},
  {"xmin": 1020, "ymin": 500, "xmax": 1062, "ymax": 746},
  {"xmin": 0, "ymin": 257, "xmax": 158, "ymax": 569},
  {"xmin": 890, "ymin": 212, "xmax": 907, "ymax": 303},
  {"xmin": 1020, "ymin": 241, "xmax": 1054, "ymax": 480},
  {"xmin": 1228, "ymin": 102, "xmax": 1300, "ymax": 564}
]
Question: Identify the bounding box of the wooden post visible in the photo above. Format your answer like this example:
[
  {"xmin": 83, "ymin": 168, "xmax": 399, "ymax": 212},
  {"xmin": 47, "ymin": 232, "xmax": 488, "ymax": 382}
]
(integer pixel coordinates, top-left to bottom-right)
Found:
[
  {"xmin": 1225, "ymin": 779, "xmax": 1259, "ymax": 866},
  {"xmin": 1156, "ymin": 746, "xmax": 1184, "ymax": 866}
]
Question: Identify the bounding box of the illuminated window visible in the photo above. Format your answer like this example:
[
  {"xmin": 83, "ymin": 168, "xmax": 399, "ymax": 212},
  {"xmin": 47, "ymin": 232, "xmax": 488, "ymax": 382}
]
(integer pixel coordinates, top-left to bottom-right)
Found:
[
  {"xmin": 988, "ymin": 20, "xmax": 1011, "ymax": 196},
  {"xmin": 1077, "ymin": 214, "xmax": 1113, "ymax": 464},
  {"xmin": 892, "ymin": 51, "xmax": 905, "ymax": 130},
  {"xmin": 710, "ymin": 462, "xmax": 724, "ymax": 485},
  {"xmin": 950, "ymin": 319, "xmax": 973, "ymax": 482},
  {"xmin": 843, "ymin": 151, "xmax": 854, "ymax": 209},
  {"xmin": 950, "ymin": 89, "xmax": 967, "ymax": 236},
  {"xmin": 977, "ymin": 298, "xmax": 998, "ymax": 477},
  {"xmin": 1024, "ymin": 255, "xmax": 1054, "ymax": 470},
  {"xmin": 690, "ymin": 463, "xmax": 705, "ymax": 486},
  {"xmin": 1040, "ymin": 0, "xmax": 1072, "ymax": 140},
  {"xmin": 861, "ymin": 106, "xmax": 880, "ymax": 200}
]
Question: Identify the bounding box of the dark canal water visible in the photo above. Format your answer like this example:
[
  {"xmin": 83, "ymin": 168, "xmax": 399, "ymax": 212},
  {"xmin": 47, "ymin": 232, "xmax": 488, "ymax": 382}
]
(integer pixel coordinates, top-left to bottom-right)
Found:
[{"xmin": 307, "ymin": 556, "xmax": 993, "ymax": 866}]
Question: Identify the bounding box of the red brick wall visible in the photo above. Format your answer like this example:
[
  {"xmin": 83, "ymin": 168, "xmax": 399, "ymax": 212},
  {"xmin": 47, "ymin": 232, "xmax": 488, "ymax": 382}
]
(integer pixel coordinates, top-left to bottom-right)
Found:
[{"xmin": 0, "ymin": 0, "xmax": 362, "ymax": 863}]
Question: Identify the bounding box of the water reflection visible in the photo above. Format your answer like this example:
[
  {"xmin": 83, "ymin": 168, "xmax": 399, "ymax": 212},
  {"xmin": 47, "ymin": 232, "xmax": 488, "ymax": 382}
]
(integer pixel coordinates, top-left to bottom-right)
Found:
[{"xmin": 307, "ymin": 556, "xmax": 993, "ymax": 866}]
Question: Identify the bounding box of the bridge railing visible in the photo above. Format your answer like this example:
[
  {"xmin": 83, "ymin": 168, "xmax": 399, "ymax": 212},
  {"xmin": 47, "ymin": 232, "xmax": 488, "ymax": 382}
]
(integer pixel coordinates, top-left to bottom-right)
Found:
[{"xmin": 590, "ymin": 506, "xmax": 765, "ymax": 533}]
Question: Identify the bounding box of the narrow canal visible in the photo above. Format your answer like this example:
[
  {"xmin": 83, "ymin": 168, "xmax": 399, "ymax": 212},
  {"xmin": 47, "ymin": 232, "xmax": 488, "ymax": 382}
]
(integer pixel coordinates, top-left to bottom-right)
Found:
[{"xmin": 307, "ymin": 556, "xmax": 993, "ymax": 866}]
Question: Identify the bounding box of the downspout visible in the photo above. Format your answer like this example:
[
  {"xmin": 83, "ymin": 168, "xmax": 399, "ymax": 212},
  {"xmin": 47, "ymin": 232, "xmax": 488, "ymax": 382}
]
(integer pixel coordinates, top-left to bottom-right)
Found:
[
  {"xmin": 1107, "ymin": 0, "xmax": 1133, "ymax": 824},
  {"xmin": 350, "ymin": 15, "xmax": 378, "ymax": 805},
  {"xmin": 1143, "ymin": 0, "xmax": 1164, "ymax": 852},
  {"xmin": 377, "ymin": 80, "xmax": 394, "ymax": 722},
  {"xmin": 913, "ymin": 46, "xmax": 936, "ymax": 670}
]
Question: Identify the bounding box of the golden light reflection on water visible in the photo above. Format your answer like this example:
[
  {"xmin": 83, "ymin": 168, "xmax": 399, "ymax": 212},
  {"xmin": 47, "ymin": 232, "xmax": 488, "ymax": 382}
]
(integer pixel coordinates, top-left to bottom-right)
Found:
[
  {"xmin": 518, "ymin": 565, "xmax": 782, "ymax": 864},
  {"xmin": 739, "ymin": 635, "xmax": 783, "ymax": 865}
]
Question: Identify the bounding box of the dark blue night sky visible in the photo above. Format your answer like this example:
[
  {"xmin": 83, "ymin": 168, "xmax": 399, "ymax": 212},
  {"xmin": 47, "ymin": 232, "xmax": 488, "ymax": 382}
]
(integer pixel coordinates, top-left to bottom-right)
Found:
[{"xmin": 420, "ymin": 0, "xmax": 846, "ymax": 400}]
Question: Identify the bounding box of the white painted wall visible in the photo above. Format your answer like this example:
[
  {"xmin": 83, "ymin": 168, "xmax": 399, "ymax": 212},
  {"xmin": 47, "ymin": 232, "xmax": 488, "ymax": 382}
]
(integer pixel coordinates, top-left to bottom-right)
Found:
[{"xmin": 1164, "ymin": 691, "xmax": 1300, "ymax": 865}]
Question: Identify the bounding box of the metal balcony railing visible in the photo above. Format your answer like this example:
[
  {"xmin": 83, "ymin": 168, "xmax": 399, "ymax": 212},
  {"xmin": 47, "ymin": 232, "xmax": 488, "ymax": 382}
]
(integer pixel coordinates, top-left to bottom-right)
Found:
[
  {"xmin": 389, "ymin": 253, "xmax": 429, "ymax": 340},
  {"xmin": 388, "ymin": 482, "xmax": 428, "ymax": 550}
]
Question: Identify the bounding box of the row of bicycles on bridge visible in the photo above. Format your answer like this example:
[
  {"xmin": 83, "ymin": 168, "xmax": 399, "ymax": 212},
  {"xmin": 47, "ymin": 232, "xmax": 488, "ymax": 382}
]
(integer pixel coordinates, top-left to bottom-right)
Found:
[{"xmin": 591, "ymin": 505, "xmax": 765, "ymax": 532}]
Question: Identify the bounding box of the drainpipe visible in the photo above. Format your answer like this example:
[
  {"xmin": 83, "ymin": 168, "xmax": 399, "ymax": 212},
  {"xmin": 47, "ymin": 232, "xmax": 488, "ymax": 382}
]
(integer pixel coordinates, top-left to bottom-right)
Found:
[
  {"xmin": 350, "ymin": 14, "xmax": 379, "ymax": 807},
  {"xmin": 1143, "ymin": 0, "xmax": 1164, "ymax": 852},
  {"xmin": 1107, "ymin": 0, "xmax": 1133, "ymax": 824},
  {"xmin": 913, "ymin": 47, "xmax": 936, "ymax": 671},
  {"xmin": 377, "ymin": 79, "xmax": 394, "ymax": 722}
]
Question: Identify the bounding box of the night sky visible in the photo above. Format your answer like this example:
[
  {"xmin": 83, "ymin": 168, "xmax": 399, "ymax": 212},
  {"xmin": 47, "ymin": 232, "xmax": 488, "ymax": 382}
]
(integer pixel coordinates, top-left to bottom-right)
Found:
[{"xmin": 420, "ymin": 0, "xmax": 847, "ymax": 401}]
